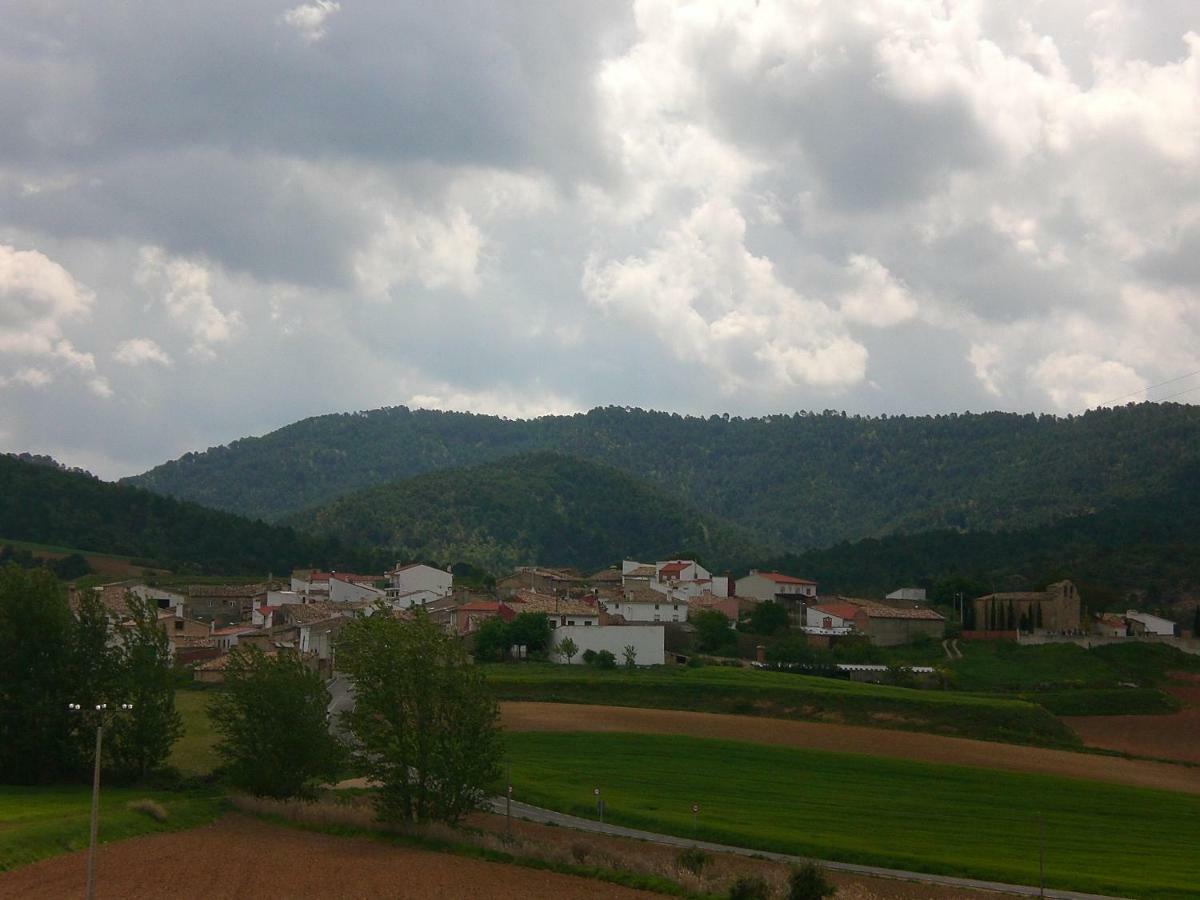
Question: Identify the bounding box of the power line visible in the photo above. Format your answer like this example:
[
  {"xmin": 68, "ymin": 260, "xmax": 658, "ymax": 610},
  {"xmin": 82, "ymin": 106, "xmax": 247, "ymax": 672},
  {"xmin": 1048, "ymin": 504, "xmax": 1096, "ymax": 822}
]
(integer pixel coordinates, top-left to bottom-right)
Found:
[
  {"xmin": 1153, "ymin": 383, "xmax": 1200, "ymax": 404},
  {"xmin": 1091, "ymin": 367, "xmax": 1200, "ymax": 409}
]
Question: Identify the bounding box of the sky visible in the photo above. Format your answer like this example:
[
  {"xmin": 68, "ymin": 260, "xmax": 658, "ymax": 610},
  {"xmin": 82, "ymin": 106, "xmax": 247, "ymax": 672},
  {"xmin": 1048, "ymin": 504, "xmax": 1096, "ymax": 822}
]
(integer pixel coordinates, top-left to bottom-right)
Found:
[{"xmin": 3, "ymin": 0, "xmax": 1200, "ymax": 479}]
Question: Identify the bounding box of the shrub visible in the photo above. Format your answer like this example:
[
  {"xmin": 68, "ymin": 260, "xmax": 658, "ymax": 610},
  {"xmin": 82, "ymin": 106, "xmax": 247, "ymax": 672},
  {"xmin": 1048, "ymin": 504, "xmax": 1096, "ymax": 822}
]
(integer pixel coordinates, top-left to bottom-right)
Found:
[
  {"xmin": 676, "ymin": 846, "xmax": 711, "ymax": 875},
  {"xmin": 582, "ymin": 649, "xmax": 597, "ymax": 665},
  {"xmin": 728, "ymin": 874, "xmax": 771, "ymax": 899},
  {"xmin": 570, "ymin": 842, "xmax": 590, "ymax": 864},
  {"xmin": 126, "ymin": 799, "xmax": 169, "ymax": 822},
  {"xmin": 594, "ymin": 650, "xmax": 617, "ymax": 670},
  {"xmin": 788, "ymin": 862, "xmax": 837, "ymax": 899}
]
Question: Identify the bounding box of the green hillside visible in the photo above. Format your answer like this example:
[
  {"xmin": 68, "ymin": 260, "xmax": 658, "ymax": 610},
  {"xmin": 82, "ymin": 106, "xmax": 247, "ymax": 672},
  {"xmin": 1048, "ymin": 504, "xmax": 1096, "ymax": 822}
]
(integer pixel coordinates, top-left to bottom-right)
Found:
[
  {"xmin": 125, "ymin": 403, "xmax": 1200, "ymax": 551},
  {"xmin": 287, "ymin": 452, "xmax": 762, "ymax": 573},
  {"xmin": 0, "ymin": 453, "xmax": 369, "ymax": 576},
  {"xmin": 755, "ymin": 463, "xmax": 1200, "ymax": 608}
]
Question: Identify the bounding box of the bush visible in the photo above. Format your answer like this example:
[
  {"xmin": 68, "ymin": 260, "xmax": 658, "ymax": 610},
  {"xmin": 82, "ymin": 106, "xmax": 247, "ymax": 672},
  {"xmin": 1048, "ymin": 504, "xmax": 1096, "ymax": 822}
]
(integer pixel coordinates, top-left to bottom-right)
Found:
[
  {"xmin": 788, "ymin": 862, "xmax": 837, "ymax": 899},
  {"xmin": 677, "ymin": 846, "xmax": 711, "ymax": 875},
  {"xmin": 694, "ymin": 609, "xmax": 737, "ymax": 654},
  {"xmin": 728, "ymin": 874, "xmax": 771, "ymax": 899},
  {"xmin": 750, "ymin": 601, "xmax": 789, "ymax": 636},
  {"xmin": 582, "ymin": 649, "xmax": 597, "ymax": 665},
  {"xmin": 570, "ymin": 842, "xmax": 590, "ymax": 864},
  {"xmin": 126, "ymin": 799, "xmax": 169, "ymax": 822},
  {"xmin": 594, "ymin": 650, "xmax": 617, "ymax": 670}
]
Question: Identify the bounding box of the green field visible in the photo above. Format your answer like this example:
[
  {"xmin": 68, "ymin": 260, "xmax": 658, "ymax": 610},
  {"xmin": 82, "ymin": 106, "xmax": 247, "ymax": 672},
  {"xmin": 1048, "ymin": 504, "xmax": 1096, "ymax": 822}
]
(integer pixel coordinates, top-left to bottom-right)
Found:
[
  {"xmin": 484, "ymin": 664, "xmax": 1079, "ymax": 747},
  {"xmin": 0, "ymin": 786, "xmax": 224, "ymax": 871},
  {"xmin": 170, "ymin": 689, "xmax": 221, "ymax": 775},
  {"xmin": 505, "ymin": 731, "xmax": 1200, "ymax": 899},
  {"xmin": 948, "ymin": 640, "xmax": 1200, "ymax": 692}
]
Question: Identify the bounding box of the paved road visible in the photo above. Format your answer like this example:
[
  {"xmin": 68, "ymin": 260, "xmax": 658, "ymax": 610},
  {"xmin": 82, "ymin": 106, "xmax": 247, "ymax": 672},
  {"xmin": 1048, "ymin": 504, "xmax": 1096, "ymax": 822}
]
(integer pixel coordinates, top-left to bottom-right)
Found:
[{"xmin": 488, "ymin": 797, "xmax": 1125, "ymax": 900}]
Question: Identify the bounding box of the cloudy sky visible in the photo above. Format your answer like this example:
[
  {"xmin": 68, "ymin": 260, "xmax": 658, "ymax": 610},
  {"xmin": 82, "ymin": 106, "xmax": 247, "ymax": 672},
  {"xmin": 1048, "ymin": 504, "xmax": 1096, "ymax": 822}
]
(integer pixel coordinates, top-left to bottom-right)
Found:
[{"xmin": 3, "ymin": 0, "xmax": 1200, "ymax": 479}]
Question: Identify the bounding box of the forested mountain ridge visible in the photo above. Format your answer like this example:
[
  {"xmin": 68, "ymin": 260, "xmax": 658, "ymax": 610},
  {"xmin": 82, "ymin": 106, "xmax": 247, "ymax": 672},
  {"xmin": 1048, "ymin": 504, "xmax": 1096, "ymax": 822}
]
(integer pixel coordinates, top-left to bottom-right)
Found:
[
  {"xmin": 286, "ymin": 452, "xmax": 763, "ymax": 574},
  {"xmin": 126, "ymin": 402, "xmax": 1200, "ymax": 551},
  {"xmin": 756, "ymin": 463, "xmax": 1200, "ymax": 611},
  {"xmin": 0, "ymin": 454, "xmax": 371, "ymax": 575}
]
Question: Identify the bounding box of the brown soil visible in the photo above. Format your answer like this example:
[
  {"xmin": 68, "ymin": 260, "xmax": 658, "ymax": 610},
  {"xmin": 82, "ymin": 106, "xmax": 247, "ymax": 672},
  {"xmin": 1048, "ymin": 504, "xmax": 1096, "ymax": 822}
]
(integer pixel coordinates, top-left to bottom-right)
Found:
[
  {"xmin": 0, "ymin": 814, "xmax": 662, "ymax": 900},
  {"xmin": 1064, "ymin": 684, "xmax": 1200, "ymax": 764},
  {"xmin": 501, "ymin": 701, "xmax": 1200, "ymax": 794}
]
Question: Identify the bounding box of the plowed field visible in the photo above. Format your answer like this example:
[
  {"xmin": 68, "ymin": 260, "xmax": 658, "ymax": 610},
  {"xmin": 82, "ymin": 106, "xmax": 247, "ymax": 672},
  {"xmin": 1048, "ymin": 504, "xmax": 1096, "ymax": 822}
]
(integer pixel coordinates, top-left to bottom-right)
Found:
[
  {"xmin": 0, "ymin": 815, "xmax": 661, "ymax": 900},
  {"xmin": 501, "ymin": 701, "xmax": 1200, "ymax": 794},
  {"xmin": 1065, "ymin": 682, "xmax": 1200, "ymax": 764}
]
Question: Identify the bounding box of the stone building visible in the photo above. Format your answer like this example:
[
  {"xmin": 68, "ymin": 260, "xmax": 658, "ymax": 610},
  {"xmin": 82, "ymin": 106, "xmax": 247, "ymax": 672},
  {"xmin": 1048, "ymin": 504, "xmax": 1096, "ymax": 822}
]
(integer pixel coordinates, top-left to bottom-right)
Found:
[{"xmin": 972, "ymin": 580, "xmax": 1082, "ymax": 633}]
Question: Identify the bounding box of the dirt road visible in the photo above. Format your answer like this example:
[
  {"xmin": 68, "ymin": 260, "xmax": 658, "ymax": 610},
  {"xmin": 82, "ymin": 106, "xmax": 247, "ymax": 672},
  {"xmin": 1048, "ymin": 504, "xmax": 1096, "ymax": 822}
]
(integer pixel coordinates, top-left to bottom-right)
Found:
[
  {"xmin": 501, "ymin": 701, "xmax": 1200, "ymax": 794},
  {"xmin": 0, "ymin": 814, "xmax": 662, "ymax": 900}
]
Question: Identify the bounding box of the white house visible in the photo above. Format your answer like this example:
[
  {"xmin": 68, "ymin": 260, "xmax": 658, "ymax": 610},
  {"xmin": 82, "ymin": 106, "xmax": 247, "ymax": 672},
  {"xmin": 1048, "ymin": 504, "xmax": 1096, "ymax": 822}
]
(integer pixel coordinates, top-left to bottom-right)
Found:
[
  {"xmin": 128, "ymin": 584, "xmax": 186, "ymax": 615},
  {"xmin": 804, "ymin": 602, "xmax": 858, "ymax": 632},
  {"xmin": 1125, "ymin": 610, "xmax": 1178, "ymax": 637},
  {"xmin": 267, "ymin": 589, "xmax": 305, "ymax": 606},
  {"xmin": 387, "ymin": 563, "xmax": 452, "ymax": 604},
  {"xmin": 550, "ymin": 624, "xmax": 665, "ymax": 666},
  {"xmin": 735, "ymin": 570, "xmax": 818, "ymax": 603},
  {"xmin": 330, "ymin": 576, "xmax": 385, "ymax": 605},
  {"xmin": 603, "ymin": 588, "xmax": 687, "ymax": 623},
  {"xmin": 656, "ymin": 559, "xmax": 711, "ymax": 583},
  {"xmin": 211, "ymin": 625, "xmax": 259, "ymax": 652},
  {"xmin": 621, "ymin": 559, "xmax": 657, "ymax": 588}
]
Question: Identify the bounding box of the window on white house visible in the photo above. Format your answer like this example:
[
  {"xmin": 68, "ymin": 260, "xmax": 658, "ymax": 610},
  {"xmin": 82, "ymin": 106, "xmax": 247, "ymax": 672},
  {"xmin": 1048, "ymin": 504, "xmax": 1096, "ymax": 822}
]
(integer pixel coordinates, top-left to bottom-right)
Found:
[
  {"xmin": 584, "ymin": 621, "xmax": 592, "ymax": 626},
  {"xmin": 567, "ymin": 620, "xmax": 576, "ymax": 626}
]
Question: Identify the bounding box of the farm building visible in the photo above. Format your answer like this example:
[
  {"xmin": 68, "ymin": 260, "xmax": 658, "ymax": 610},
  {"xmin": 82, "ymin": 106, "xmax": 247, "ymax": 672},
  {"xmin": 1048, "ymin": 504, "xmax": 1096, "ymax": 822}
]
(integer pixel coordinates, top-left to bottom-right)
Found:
[
  {"xmin": 838, "ymin": 599, "xmax": 945, "ymax": 646},
  {"xmin": 735, "ymin": 571, "xmax": 817, "ymax": 627}
]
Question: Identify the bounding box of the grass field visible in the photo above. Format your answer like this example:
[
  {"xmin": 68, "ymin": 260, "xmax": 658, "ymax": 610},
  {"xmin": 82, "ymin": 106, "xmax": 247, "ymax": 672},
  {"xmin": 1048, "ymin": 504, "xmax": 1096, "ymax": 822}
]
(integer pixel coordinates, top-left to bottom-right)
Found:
[
  {"xmin": 170, "ymin": 689, "xmax": 221, "ymax": 776},
  {"xmin": 949, "ymin": 641, "xmax": 1200, "ymax": 692},
  {"xmin": 504, "ymin": 731, "xmax": 1200, "ymax": 899},
  {"xmin": 0, "ymin": 786, "xmax": 224, "ymax": 871},
  {"xmin": 483, "ymin": 664, "xmax": 1079, "ymax": 747}
]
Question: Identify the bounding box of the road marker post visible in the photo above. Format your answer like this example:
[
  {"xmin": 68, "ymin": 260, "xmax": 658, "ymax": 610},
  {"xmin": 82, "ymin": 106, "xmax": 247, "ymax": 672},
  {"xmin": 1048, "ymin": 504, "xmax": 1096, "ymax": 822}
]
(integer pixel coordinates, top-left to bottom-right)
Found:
[{"xmin": 691, "ymin": 802, "xmax": 699, "ymax": 836}]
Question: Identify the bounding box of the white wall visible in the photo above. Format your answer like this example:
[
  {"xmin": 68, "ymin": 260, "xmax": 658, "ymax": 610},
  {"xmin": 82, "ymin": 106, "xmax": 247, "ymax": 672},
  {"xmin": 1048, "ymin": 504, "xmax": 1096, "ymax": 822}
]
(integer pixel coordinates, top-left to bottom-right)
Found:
[
  {"xmin": 390, "ymin": 564, "xmax": 452, "ymax": 598},
  {"xmin": 267, "ymin": 590, "xmax": 304, "ymax": 606},
  {"xmin": 603, "ymin": 598, "xmax": 686, "ymax": 623},
  {"xmin": 550, "ymin": 625, "xmax": 665, "ymax": 666},
  {"xmin": 389, "ymin": 589, "xmax": 441, "ymax": 610},
  {"xmin": 1126, "ymin": 611, "xmax": 1177, "ymax": 636},
  {"xmin": 330, "ymin": 577, "xmax": 384, "ymax": 605}
]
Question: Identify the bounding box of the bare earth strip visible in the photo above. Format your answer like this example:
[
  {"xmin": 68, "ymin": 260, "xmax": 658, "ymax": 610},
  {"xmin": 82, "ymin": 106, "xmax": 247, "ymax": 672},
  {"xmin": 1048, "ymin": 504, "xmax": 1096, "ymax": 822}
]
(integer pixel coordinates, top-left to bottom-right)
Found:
[
  {"xmin": 500, "ymin": 702, "xmax": 1200, "ymax": 795},
  {"xmin": 0, "ymin": 814, "xmax": 662, "ymax": 900},
  {"xmin": 1064, "ymin": 683, "xmax": 1200, "ymax": 764}
]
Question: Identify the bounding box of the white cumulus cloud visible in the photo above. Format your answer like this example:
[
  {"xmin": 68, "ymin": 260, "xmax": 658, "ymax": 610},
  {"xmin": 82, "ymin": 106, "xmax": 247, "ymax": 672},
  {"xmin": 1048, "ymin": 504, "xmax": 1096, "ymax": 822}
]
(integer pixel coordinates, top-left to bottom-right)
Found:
[
  {"xmin": 281, "ymin": 1, "xmax": 341, "ymax": 44},
  {"xmin": 113, "ymin": 338, "xmax": 173, "ymax": 367},
  {"xmin": 135, "ymin": 248, "xmax": 241, "ymax": 358}
]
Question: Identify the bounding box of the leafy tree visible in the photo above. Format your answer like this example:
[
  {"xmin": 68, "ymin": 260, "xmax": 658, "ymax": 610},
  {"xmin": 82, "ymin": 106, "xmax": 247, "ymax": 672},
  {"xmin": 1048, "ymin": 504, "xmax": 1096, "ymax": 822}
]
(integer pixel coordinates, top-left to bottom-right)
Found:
[
  {"xmin": 750, "ymin": 600, "xmax": 789, "ymax": 636},
  {"xmin": 108, "ymin": 593, "xmax": 183, "ymax": 779},
  {"xmin": 508, "ymin": 612, "xmax": 552, "ymax": 655},
  {"xmin": 693, "ymin": 610, "xmax": 737, "ymax": 654},
  {"xmin": 1193, "ymin": 605, "xmax": 1200, "ymax": 637},
  {"xmin": 0, "ymin": 565, "xmax": 80, "ymax": 783},
  {"xmin": 337, "ymin": 609, "xmax": 502, "ymax": 824},
  {"xmin": 787, "ymin": 862, "xmax": 837, "ymax": 899},
  {"xmin": 554, "ymin": 637, "xmax": 579, "ymax": 664},
  {"xmin": 472, "ymin": 616, "xmax": 511, "ymax": 662},
  {"xmin": 622, "ymin": 644, "xmax": 637, "ymax": 669},
  {"xmin": 210, "ymin": 647, "xmax": 343, "ymax": 797}
]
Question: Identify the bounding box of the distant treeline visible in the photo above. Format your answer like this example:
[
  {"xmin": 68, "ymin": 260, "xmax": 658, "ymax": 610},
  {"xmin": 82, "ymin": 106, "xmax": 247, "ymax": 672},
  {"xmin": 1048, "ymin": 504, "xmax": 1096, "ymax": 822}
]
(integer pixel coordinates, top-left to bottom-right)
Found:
[
  {"xmin": 0, "ymin": 454, "xmax": 384, "ymax": 576},
  {"xmin": 753, "ymin": 464, "xmax": 1200, "ymax": 613}
]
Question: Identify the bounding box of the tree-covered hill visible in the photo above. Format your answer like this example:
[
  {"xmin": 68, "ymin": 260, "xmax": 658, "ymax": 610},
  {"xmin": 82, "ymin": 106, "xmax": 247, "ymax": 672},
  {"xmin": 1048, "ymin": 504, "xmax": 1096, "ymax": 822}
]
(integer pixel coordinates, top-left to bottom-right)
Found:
[
  {"xmin": 754, "ymin": 463, "xmax": 1200, "ymax": 614},
  {"xmin": 286, "ymin": 452, "xmax": 763, "ymax": 574},
  {"xmin": 125, "ymin": 402, "xmax": 1200, "ymax": 551},
  {"xmin": 0, "ymin": 453, "xmax": 370, "ymax": 575}
]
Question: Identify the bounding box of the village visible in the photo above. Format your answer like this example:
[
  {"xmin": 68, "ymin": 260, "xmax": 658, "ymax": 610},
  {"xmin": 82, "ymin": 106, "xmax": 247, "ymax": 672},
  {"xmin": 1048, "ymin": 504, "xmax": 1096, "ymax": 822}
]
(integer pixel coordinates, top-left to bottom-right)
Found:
[{"xmin": 74, "ymin": 558, "xmax": 1189, "ymax": 685}]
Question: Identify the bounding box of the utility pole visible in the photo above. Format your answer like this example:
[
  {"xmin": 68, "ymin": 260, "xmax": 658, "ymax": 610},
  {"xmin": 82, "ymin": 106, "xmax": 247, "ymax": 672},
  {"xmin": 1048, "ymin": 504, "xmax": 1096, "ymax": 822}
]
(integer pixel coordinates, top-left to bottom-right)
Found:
[
  {"xmin": 505, "ymin": 767, "xmax": 512, "ymax": 841},
  {"xmin": 1038, "ymin": 812, "xmax": 1045, "ymax": 898},
  {"xmin": 69, "ymin": 702, "xmax": 133, "ymax": 900}
]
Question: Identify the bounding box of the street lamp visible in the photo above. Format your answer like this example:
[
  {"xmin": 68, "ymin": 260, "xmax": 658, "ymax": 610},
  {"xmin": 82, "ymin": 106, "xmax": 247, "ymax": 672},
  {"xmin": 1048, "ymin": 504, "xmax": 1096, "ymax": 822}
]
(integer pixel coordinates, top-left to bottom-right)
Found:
[{"xmin": 69, "ymin": 701, "xmax": 134, "ymax": 900}]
